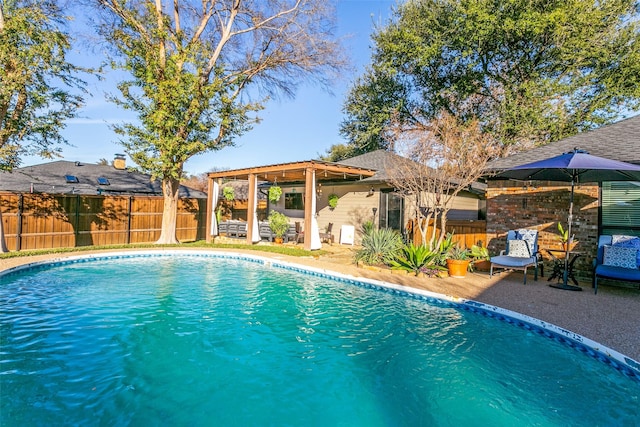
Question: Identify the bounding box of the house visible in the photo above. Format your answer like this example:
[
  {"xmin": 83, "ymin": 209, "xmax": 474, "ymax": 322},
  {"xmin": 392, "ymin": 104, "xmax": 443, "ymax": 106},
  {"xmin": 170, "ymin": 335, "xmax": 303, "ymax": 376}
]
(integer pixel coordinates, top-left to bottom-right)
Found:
[
  {"xmin": 206, "ymin": 150, "xmax": 486, "ymax": 249},
  {"xmin": 0, "ymin": 155, "xmax": 206, "ymax": 198},
  {"xmin": 486, "ymin": 114, "xmax": 640, "ymax": 282}
]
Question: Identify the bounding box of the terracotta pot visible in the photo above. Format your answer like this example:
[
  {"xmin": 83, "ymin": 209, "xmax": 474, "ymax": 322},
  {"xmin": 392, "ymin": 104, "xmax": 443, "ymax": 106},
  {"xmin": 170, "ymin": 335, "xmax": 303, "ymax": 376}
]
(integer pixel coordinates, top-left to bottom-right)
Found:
[
  {"xmin": 473, "ymin": 260, "xmax": 491, "ymax": 272},
  {"xmin": 274, "ymin": 237, "xmax": 284, "ymax": 244},
  {"xmin": 446, "ymin": 259, "xmax": 470, "ymax": 278}
]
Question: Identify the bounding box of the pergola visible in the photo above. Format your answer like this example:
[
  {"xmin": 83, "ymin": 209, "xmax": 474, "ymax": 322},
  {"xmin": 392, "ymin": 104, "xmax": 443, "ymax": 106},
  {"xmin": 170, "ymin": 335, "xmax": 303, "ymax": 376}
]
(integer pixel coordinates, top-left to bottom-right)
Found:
[{"xmin": 206, "ymin": 160, "xmax": 376, "ymax": 250}]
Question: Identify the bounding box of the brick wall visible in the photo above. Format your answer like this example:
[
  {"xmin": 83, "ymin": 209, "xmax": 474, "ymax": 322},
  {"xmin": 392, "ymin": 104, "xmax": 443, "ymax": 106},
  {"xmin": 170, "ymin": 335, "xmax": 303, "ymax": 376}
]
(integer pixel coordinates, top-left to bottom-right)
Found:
[{"xmin": 486, "ymin": 180, "xmax": 600, "ymax": 283}]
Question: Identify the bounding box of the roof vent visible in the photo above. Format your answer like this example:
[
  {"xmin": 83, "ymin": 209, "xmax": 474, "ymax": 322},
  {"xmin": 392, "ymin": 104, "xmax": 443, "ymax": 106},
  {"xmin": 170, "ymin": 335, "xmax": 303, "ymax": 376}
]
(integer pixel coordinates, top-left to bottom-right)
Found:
[{"xmin": 113, "ymin": 154, "xmax": 126, "ymax": 170}]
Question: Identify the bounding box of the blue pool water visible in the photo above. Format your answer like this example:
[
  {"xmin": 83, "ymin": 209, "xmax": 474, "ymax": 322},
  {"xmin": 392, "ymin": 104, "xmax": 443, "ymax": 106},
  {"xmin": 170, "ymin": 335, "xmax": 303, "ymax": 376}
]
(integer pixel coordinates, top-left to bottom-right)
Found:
[{"xmin": 1, "ymin": 252, "xmax": 639, "ymax": 426}]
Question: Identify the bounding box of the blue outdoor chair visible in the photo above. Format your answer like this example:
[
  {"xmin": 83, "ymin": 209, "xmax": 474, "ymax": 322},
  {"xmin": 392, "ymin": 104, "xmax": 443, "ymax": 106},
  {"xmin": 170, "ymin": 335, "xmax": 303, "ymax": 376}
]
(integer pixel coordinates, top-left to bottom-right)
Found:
[{"xmin": 490, "ymin": 229, "xmax": 543, "ymax": 284}]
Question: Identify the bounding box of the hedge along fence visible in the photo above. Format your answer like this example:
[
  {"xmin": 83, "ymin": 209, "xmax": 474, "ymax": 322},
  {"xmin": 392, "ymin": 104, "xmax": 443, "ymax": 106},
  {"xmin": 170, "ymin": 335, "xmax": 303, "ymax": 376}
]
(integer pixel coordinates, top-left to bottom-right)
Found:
[
  {"xmin": 0, "ymin": 192, "xmax": 207, "ymax": 251},
  {"xmin": 406, "ymin": 218, "xmax": 487, "ymax": 249}
]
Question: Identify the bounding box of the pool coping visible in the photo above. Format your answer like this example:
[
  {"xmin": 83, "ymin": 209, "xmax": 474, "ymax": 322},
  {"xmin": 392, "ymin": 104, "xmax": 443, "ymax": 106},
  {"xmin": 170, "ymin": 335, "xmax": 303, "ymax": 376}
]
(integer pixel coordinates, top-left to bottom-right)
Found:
[{"xmin": 2, "ymin": 249, "xmax": 639, "ymax": 381}]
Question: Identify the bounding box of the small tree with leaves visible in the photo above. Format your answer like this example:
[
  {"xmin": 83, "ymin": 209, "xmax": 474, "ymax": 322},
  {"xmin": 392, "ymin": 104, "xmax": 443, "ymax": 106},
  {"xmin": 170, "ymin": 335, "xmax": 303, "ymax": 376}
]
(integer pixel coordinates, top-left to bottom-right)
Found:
[
  {"xmin": 0, "ymin": 0, "xmax": 86, "ymax": 252},
  {"xmin": 95, "ymin": 0, "xmax": 345, "ymax": 244}
]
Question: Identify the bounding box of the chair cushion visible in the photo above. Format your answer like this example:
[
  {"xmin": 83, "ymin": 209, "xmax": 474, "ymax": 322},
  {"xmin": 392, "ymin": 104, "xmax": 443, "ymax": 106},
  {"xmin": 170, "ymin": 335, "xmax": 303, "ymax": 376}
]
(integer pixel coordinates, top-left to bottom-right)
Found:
[
  {"xmin": 491, "ymin": 255, "xmax": 535, "ymax": 267},
  {"xmin": 508, "ymin": 239, "xmax": 531, "ymax": 258},
  {"xmin": 595, "ymin": 264, "xmax": 640, "ymax": 281},
  {"xmin": 603, "ymin": 245, "xmax": 638, "ymax": 269}
]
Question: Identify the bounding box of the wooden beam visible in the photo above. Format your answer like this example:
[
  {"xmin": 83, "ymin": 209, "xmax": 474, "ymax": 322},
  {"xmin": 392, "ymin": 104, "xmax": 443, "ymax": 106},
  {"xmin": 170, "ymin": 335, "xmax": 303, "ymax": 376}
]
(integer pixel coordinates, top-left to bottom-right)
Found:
[
  {"xmin": 303, "ymin": 167, "xmax": 314, "ymax": 251},
  {"xmin": 246, "ymin": 174, "xmax": 257, "ymax": 245},
  {"xmin": 205, "ymin": 176, "xmax": 214, "ymax": 243}
]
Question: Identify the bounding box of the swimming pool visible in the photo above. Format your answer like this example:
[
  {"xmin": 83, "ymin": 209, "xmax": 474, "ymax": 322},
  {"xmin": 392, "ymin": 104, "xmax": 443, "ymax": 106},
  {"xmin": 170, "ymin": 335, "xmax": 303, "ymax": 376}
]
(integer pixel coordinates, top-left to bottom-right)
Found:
[{"xmin": 1, "ymin": 251, "xmax": 638, "ymax": 426}]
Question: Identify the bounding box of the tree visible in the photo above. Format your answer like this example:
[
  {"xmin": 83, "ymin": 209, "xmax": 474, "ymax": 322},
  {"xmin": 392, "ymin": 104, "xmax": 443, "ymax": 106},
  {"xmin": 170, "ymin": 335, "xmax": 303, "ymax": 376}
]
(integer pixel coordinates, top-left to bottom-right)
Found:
[
  {"xmin": 386, "ymin": 110, "xmax": 502, "ymax": 249},
  {"xmin": 95, "ymin": 0, "xmax": 345, "ymax": 244},
  {"xmin": 0, "ymin": 0, "xmax": 86, "ymax": 252},
  {"xmin": 341, "ymin": 0, "xmax": 640, "ymax": 153}
]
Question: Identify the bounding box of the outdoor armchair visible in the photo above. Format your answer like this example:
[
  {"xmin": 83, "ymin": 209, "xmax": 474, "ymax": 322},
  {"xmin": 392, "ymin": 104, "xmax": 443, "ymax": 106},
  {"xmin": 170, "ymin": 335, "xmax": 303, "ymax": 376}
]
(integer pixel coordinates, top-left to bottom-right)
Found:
[{"xmin": 490, "ymin": 229, "xmax": 543, "ymax": 284}]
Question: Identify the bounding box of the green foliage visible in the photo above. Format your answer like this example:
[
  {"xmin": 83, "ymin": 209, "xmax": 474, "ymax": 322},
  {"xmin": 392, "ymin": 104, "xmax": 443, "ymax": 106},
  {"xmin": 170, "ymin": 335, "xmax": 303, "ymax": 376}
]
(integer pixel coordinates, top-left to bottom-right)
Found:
[
  {"xmin": 354, "ymin": 228, "xmax": 404, "ymax": 266},
  {"xmin": 320, "ymin": 143, "xmax": 357, "ymax": 162},
  {"xmin": 557, "ymin": 222, "xmax": 569, "ymax": 243},
  {"xmin": 268, "ymin": 186, "xmax": 282, "ymax": 203},
  {"xmin": 268, "ymin": 210, "xmax": 290, "ymax": 239},
  {"xmin": 223, "ymin": 186, "xmax": 235, "ymax": 201},
  {"xmin": 390, "ymin": 243, "xmax": 444, "ymax": 276},
  {"xmin": 96, "ymin": 0, "xmax": 345, "ymax": 243},
  {"xmin": 342, "ymin": 0, "xmax": 640, "ymax": 152},
  {"xmin": 447, "ymin": 245, "xmax": 470, "ymax": 261},
  {"xmin": 0, "ymin": 0, "xmax": 87, "ymax": 171},
  {"xmin": 360, "ymin": 220, "xmax": 375, "ymax": 237},
  {"xmin": 327, "ymin": 193, "xmax": 339, "ymax": 209},
  {"xmin": 339, "ymin": 67, "xmax": 408, "ymax": 153},
  {"xmin": 469, "ymin": 244, "xmax": 490, "ymax": 261}
]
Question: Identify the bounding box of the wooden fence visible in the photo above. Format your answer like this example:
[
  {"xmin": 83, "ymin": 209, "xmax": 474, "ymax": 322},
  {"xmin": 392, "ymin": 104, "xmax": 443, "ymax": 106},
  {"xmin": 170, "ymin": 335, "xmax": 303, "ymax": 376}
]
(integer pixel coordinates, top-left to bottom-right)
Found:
[
  {"xmin": 407, "ymin": 218, "xmax": 487, "ymax": 249},
  {"xmin": 0, "ymin": 192, "xmax": 207, "ymax": 251}
]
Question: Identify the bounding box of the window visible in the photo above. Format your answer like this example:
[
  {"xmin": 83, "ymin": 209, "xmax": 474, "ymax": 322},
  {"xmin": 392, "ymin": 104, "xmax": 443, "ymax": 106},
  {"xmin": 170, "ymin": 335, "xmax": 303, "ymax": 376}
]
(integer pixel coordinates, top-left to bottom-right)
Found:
[
  {"xmin": 97, "ymin": 177, "xmax": 110, "ymax": 185},
  {"xmin": 65, "ymin": 175, "xmax": 79, "ymax": 183},
  {"xmin": 285, "ymin": 193, "xmax": 304, "ymax": 210},
  {"xmin": 601, "ymin": 181, "xmax": 640, "ymax": 235}
]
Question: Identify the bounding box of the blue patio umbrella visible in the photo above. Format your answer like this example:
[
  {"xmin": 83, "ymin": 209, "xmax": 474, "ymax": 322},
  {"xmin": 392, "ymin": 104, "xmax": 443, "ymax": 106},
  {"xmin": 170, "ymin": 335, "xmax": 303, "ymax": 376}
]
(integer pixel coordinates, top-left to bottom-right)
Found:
[{"xmin": 495, "ymin": 148, "xmax": 640, "ymax": 290}]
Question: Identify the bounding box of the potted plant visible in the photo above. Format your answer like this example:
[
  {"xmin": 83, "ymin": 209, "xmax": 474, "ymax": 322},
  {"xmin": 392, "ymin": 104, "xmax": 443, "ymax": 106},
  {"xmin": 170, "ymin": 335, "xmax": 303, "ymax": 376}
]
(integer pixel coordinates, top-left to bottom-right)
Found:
[
  {"xmin": 446, "ymin": 245, "xmax": 471, "ymax": 278},
  {"xmin": 268, "ymin": 210, "xmax": 289, "ymax": 243},
  {"xmin": 469, "ymin": 243, "xmax": 491, "ymax": 271},
  {"xmin": 222, "ymin": 186, "xmax": 235, "ymax": 201},
  {"xmin": 268, "ymin": 186, "xmax": 282, "ymax": 203},
  {"xmin": 327, "ymin": 193, "xmax": 339, "ymax": 209},
  {"xmin": 557, "ymin": 222, "xmax": 576, "ymax": 250}
]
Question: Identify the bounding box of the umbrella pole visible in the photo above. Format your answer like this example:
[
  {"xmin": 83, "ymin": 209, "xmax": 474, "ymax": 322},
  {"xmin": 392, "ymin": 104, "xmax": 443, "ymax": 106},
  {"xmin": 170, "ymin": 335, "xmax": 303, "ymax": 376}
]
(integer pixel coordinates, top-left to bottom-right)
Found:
[{"xmin": 551, "ymin": 175, "xmax": 582, "ymax": 291}]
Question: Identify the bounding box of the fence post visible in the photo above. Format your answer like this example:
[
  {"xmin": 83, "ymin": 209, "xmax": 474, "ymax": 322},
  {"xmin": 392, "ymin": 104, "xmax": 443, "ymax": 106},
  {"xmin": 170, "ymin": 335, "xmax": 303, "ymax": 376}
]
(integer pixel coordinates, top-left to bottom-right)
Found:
[
  {"xmin": 75, "ymin": 194, "xmax": 80, "ymax": 244},
  {"xmin": 126, "ymin": 196, "xmax": 132, "ymax": 244},
  {"xmin": 16, "ymin": 193, "xmax": 23, "ymax": 251}
]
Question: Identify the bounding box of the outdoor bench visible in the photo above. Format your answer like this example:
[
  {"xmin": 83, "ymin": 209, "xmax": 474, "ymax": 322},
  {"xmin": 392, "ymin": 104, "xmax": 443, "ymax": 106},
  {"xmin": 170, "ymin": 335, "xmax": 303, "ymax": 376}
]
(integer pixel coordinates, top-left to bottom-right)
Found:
[{"xmin": 593, "ymin": 235, "xmax": 640, "ymax": 294}]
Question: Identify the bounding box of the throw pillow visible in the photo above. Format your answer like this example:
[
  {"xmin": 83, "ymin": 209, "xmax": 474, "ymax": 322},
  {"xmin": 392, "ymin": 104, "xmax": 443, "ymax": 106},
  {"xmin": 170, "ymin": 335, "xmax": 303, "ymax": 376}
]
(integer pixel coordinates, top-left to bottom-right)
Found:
[
  {"xmin": 516, "ymin": 229, "xmax": 538, "ymax": 253},
  {"xmin": 508, "ymin": 239, "xmax": 531, "ymax": 258},
  {"xmin": 603, "ymin": 245, "xmax": 638, "ymax": 269},
  {"xmin": 612, "ymin": 235, "xmax": 640, "ymax": 268}
]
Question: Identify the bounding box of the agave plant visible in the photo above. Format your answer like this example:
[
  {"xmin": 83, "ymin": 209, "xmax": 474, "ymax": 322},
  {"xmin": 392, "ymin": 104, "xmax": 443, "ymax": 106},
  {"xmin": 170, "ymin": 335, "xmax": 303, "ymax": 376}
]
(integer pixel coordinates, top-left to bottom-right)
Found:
[
  {"xmin": 390, "ymin": 243, "xmax": 445, "ymax": 276},
  {"xmin": 354, "ymin": 228, "xmax": 404, "ymax": 266}
]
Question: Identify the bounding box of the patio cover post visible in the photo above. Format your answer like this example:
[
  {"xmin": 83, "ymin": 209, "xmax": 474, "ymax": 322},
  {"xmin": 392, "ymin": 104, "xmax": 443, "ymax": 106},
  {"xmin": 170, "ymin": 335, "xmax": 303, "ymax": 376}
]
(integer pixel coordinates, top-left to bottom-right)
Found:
[
  {"xmin": 246, "ymin": 173, "xmax": 258, "ymax": 245},
  {"xmin": 205, "ymin": 176, "xmax": 215, "ymax": 243},
  {"xmin": 304, "ymin": 167, "xmax": 313, "ymax": 250}
]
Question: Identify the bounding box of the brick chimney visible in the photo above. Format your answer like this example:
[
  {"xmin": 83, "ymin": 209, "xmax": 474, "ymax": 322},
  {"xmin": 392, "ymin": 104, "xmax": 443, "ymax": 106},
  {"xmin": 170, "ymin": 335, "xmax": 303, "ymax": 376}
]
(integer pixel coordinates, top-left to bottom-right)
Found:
[{"xmin": 113, "ymin": 154, "xmax": 126, "ymax": 170}]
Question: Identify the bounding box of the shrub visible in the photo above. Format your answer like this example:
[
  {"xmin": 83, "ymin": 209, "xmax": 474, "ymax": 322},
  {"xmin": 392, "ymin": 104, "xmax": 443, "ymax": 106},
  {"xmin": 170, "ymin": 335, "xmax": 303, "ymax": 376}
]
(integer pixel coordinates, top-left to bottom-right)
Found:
[
  {"xmin": 360, "ymin": 220, "xmax": 375, "ymax": 236},
  {"xmin": 223, "ymin": 186, "xmax": 235, "ymax": 201},
  {"xmin": 354, "ymin": 228, "xmax": 404, "ymax": 266},
  {"xmin": 327, "ymin": 193, "xmax": 339, "ymax": 209},
  {"xmin": 268, "ymin": 210, "xmax": 289, "ymax": 238},
  {"xmin": 447, "ymin": 245, "xmax": 470, "ymax": 260},
  {"xmin": 469, "ymin": 244, "xmax": 489, "ymax": 260},
  {"xmin": 268, "ymin": 186, "xmax": 282, "ymax": 203},
  {"xmin": 390, "ymin": 243, "xmax": 445, "ymax": 276}
]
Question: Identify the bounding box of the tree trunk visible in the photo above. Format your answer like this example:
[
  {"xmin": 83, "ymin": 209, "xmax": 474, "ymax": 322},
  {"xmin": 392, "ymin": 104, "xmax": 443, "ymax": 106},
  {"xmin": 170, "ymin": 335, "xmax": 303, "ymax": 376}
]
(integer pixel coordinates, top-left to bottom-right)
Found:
[
  {"xmin": 0, "ymin": 210, "xmax": 8, "ymax": 253},
  {"xmin": 418, "ymin": 212, "xmax": 432, "ymax": 247},
  {"xmin": 156, "ymin": 177, "xmax": 181, "ymax": 244}
]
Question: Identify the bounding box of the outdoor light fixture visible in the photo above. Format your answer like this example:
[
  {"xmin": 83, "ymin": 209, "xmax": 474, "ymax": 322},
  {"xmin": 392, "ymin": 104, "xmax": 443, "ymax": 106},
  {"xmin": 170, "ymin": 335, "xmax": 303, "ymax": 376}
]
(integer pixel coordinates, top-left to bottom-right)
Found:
[{"xmin": 367, "ymin": 187, "xmax": 375, "ymax": 196}]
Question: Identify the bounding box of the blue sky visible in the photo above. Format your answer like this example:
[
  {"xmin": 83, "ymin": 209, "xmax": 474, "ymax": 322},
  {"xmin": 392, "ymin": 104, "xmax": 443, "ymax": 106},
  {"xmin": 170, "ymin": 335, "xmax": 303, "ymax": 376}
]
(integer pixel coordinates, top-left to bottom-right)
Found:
[{"xmin": 21, "ymin": 0, "xmax": 396, "ymax": 175}]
